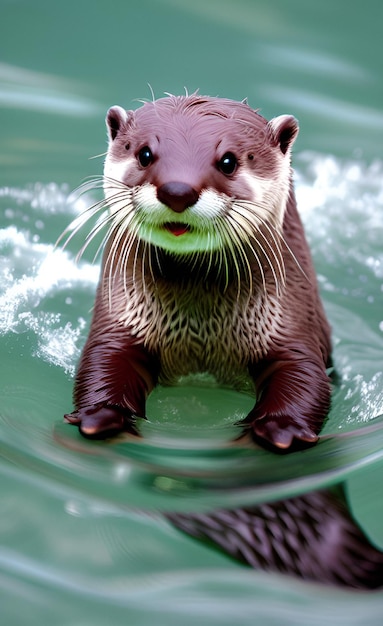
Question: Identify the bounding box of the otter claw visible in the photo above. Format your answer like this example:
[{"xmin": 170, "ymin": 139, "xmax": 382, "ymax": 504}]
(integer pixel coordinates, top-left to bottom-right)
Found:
[
  {"xmin": 240, "ymin": 415, "xmax": 319, "ymax": 451},
  {"xmin": 64, "ymin": 405, "xmax": 140, "ymax": 439}
]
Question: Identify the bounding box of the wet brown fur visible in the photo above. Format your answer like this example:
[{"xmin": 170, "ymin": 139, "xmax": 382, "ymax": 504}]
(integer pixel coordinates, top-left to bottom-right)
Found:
[{"xmin": 66, "ymin": 94, "xmax": 332, "ymax": 449}]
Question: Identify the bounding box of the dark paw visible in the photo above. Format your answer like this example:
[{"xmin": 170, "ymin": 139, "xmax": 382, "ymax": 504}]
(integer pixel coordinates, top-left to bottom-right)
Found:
[
  {"xmin": 239, "ymin": 413, "xmax": 319, "ymax": 452},
  {"xmin": 64, "ymin": 404, "xmax": 140, "ymax": 439}
]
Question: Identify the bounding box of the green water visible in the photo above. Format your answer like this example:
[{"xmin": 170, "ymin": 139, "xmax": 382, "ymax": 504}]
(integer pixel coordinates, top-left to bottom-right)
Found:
[{"xmin": 1, "ymin": 1, "xmax": 383, "ymax": 624}]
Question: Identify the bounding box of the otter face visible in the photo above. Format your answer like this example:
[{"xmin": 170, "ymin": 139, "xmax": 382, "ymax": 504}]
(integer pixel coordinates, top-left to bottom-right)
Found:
[{"xmin": 103, "ymin": 95, "xmax": 298, "ymax": 258}]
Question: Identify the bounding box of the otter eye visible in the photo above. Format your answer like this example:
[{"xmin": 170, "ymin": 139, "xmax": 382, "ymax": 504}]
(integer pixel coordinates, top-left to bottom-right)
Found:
[
  {"xmin": 217, "ymin": 152, "xmax": 238, "ymax": 175},
  {"xmin": 137, "ymin": 146, "xmax": 154, "ymax": 167}
]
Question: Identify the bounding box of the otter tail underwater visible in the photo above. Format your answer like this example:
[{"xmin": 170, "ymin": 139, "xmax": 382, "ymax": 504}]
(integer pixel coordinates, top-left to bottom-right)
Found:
[{"xmin": 168, "ymin": 487, "xmax": 383, "ymax": 589}]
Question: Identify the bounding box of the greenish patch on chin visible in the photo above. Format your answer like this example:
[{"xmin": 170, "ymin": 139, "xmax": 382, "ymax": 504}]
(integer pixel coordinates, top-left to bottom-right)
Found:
[{"xmin": 138, "ymin": 223, "xmax": 222, "ymax": 254}]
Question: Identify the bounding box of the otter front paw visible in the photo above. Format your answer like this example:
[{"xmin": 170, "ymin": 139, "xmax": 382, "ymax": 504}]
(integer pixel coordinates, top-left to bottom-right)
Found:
[
  {"xmin": 241, "ymin": 410, "xmax": 319, "ymax": 451},
  {"xmin": 64, "ymin": 405, "xmax": 140, "ymax": 439},
  {"xmin": 252, "ymin": 415, "xmax": 318, "ymax": 450}
]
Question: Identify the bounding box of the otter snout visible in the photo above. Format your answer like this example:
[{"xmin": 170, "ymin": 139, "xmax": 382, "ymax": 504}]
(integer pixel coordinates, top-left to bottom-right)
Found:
[{"xmin": 157, "ymin": 182, "xmax": 199, "ymax": 213}]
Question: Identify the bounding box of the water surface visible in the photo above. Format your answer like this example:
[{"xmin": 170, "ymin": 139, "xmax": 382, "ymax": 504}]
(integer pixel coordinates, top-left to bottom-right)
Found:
[{"xmin": 1, "ymin": 1, "xmax": 383, "ymax": 624}]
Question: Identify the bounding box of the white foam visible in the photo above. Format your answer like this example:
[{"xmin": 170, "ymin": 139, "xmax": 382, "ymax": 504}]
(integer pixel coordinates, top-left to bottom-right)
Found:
[
  {"xmin": 295, "ymin": 153, "xmax": 383, "ymax": 282},
  {"xmin": 0, "ymin": 185, "xmax": 99, "ymax": 374},
  {"xmin": 293, "ymin": 154, "xmax": 383, "ymax": 424}
]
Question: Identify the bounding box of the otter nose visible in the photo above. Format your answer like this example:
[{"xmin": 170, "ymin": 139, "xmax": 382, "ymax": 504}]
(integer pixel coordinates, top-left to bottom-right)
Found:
[{"xmin": 157, "ymin": 182, "xmax": 199, "ymax": 213}]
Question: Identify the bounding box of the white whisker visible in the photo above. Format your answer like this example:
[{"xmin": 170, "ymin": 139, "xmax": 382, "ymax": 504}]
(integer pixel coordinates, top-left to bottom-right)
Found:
[
  {"xmin": 214, "ymin": 219, "xmax": 232, "ymax": 292},
  {"xmin": 140, "ymin": 239, "xmax": 150, "ymax": 297},
  {"xmin": 104, "ymin": 222, "xmax": 127, "ymax": 306},
  {"xmin": 224, "ymin": 216, "xmax": 255, "ymax": 297},
  {"xmin": 269, "ymin": 222, "xmax": 310, "ymax": 282},
  {"xmin": 217, "ymin": 217, "xmax": 244, "ymax": 299},
  {"xmin": 91, "ymin": 222, "xmax": 116, "ymax": 266},
  {"xmin": 204, "ymin": 230, "xmax": 215, "ymax": 277},
  {"xmin": 75, "ymin": 210, "xmax": 112, "ymax": 263},
  {"xmin": 230, "ymin": 202, "xmax": 286, "ymax": 295},
  {"xmin": 56, "ymin": 198, "xmax": 106, "ymax": 250},
  {"xmin": 146, "ymin": 232, "xmax": 156, "ymax": 286},
  {"xmin": 253, "ymin": 216, "xmax": 286, "ymax": 283},
  {"xmin": 132, "ymin": 225, "xmax": 143, "ymax": 291},
  {"xmin": 235, "ymin": 198, "xmax": 309, "ymax": 283}
]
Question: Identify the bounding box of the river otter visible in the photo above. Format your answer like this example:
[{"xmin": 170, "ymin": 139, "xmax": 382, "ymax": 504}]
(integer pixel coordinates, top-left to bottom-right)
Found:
[
  {"xmin": 62, "ymin": 94, "xmax": 383, "ymax": 589},
  {"xmin": 65, "ymin": 94, "xmax": 332, "ymax": 450}
]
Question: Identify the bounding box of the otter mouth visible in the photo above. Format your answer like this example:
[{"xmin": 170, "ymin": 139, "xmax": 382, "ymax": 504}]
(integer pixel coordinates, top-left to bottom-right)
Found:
[{"xmin": 163, "ymin": 222, "xmax": 191, "ymax": 237}]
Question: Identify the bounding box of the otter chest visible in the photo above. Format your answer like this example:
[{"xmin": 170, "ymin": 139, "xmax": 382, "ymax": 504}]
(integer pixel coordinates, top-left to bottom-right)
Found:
[{"xmin": 118, "ymin": 282, "xmax": 282, "ymax": 389}]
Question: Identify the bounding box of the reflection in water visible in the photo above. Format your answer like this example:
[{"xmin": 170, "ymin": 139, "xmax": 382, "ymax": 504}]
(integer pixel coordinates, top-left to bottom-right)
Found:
[{"xmin": 168, "ymin": 488, "xmax": 383, "ymax": 588}]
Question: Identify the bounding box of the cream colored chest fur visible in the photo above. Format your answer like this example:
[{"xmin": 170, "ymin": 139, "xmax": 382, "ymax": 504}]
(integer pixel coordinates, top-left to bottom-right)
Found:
[{"xmin": 116, "ymin": 279, "xmax": 282, "ymax": 391}]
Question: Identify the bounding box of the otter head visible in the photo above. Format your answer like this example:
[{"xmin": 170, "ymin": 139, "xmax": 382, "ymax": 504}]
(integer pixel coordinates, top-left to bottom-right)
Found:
[{"xmin": 103, "ymin": 94, "xmax": 298, "ymax": 284}]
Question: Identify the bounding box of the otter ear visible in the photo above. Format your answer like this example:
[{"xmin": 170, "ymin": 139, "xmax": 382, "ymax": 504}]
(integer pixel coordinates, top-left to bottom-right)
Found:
[
  {"xmin": 267, "ymin": 115, "xmax": 299, "ymax": 155},
  {"xmin": 106, "ymin": 105, "xmax": 134, "ymax": 141}
]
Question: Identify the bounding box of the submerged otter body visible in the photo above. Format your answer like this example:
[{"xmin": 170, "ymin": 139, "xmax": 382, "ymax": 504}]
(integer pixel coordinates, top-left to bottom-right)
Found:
[{"xmin": 66, "ymin": 94, "xmax": 332, "ymax": 449}]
